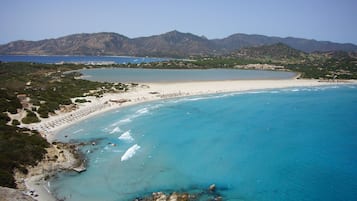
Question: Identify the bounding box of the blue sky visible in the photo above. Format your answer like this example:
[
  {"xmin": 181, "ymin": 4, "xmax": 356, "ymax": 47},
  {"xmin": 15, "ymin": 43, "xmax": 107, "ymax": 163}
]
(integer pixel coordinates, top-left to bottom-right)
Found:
[{"xmin": 1, "ymin": 0, "xmax": 356, "ymax": 44}]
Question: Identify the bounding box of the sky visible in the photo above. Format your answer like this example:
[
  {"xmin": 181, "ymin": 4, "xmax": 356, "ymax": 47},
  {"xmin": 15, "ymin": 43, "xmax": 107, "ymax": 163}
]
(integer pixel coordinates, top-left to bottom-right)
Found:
[{"xmin": 0, "ymin": 0, "xmax": 356, "ymax": 45}]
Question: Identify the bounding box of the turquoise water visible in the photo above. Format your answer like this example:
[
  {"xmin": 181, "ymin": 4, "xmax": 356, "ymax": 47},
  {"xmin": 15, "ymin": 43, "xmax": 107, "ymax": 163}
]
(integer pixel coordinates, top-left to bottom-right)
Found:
[
  {"xmin": 51, "ymin": 85, "xmax": 357, "ymax": 201},
  {"xmin": 79, "ymin": 68, "xmax": 296, "ymax": 82}
]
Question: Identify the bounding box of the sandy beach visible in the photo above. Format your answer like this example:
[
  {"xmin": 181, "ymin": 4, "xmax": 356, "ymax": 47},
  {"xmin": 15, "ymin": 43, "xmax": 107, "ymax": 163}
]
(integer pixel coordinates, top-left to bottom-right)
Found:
[
  {"xmin": 29, "ymin": 79, "xmax": 341, "ymax": 140},
  {"xmin": 21, "ymin": 78, "xmax": 353, "ymax": 201}
]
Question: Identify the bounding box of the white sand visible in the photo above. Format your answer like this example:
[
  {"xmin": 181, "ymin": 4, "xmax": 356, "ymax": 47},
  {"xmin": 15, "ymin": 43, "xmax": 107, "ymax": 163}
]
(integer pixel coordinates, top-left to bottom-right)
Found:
[
  {"xmin": 22, "ymin": 78, "xmax": 354, "ymax": 201},
  {"xmin": 24, "ymin": 175, "xmax": 56, "ymax": 201},
  {"xmin": 25, "ymin": 79, "xmax": 350, "ymax": 142}
]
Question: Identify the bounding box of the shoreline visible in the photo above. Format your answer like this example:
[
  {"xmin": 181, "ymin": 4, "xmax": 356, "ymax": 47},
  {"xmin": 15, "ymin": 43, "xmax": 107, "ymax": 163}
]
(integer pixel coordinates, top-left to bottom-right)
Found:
[
  {"xmin": 14, "ymin": 142, "xmax": 83, "ymax": 201},
  {"xmin": 20, "ymin": 78, "xmax": 356, "ymax": 201},
  {"xmin": 29, "ymin": 79, "xmax": 348, "ymax": 140}
]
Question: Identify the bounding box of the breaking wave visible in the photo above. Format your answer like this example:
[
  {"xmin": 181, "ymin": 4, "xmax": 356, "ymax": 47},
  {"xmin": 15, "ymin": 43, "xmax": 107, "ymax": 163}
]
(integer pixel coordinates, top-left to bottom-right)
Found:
[
  {"xmin": 109, "ymin": 126, "xmax": 121, "ymax": 134},
  {"xmin": 121, "ymin": 144, "xmax": 141, "ymax": 161},
  {"xmin": 118, "ymin": 130, "xmax": 134, "ymax": 142},
  {"xmin": 136, "ymin": 108, "xmax": 149, "ymax": 114}
]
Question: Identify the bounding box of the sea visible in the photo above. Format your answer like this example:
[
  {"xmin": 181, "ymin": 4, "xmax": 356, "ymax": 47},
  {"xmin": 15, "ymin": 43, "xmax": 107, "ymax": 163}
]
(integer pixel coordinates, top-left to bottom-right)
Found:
[
  {"xmin": 50, "ymin": 85, "xmax": 357, "ymax": 201},
  {"xmin": 0, "ymin": 55, "xmax": 167, "ymax": 64}
]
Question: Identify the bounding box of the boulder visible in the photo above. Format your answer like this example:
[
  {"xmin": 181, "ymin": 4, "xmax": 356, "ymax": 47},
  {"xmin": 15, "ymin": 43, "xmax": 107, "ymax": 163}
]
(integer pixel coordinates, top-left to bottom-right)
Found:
[{"xmin": 209, "ymin": 184, "xmax": 216, "ymax": 192}]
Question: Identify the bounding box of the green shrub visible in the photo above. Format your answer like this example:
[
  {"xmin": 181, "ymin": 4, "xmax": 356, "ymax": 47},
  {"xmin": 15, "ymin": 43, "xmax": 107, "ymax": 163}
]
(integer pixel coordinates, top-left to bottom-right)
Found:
[
  {"xmin": 46, "ymin": 102, "xmax": 59, "ymax": 113},
  {"xmin": 37, "ymin": 106, "xmax": 49, "ymax": 118},
  {"xmin": 11, "ymin": 119, "xmax": 20, "ymax": 126},
  {"xmin": 0, "ymin": 90, "xmax": 22, "ymax": 114},
  {"xmin": 75, "ymin": 98, "xmax": 89, "ymax": 103},
  {"xmin": 0, "ymin": 125, "xmax": 49, "ymax": 188},
  {"xmin": 0, "ymin": 169, "xmax": 16, "ymax": 188},
  {"xmin": 60, "ymin": 98, "xmax": 72, "ymax": 105},
  {"xmin": 0, "ymin": 113, "xmax": 10, "ymax": 124},
  {"xmin": 22, "ymin": 110, "xmax": 40, "ymax": 124}
]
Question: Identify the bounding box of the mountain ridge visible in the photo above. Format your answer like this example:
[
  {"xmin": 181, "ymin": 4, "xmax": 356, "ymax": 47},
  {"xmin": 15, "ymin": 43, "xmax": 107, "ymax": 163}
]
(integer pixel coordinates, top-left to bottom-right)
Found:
[{"xmin": 1, "ymin": 31, "xmax": 356, "ymax": 57}]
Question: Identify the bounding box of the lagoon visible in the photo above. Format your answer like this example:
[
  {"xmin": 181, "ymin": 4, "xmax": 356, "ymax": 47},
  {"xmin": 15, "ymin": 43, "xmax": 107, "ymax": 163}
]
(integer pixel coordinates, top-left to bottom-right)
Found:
[{"xmin": 79, "ymin": 68, "xmax": 297, "ymax": 83}]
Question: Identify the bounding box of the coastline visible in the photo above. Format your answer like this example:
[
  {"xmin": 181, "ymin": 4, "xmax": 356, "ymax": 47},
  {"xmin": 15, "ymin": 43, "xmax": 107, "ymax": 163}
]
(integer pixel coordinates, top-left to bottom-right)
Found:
[
  {"xmin": 20, "ymin": 78, "xmax": 355, "ymax": 201},
  {"xmin": 28, "ymin": 79, "xmax": 348, "ymax": 141},
  {"xmin": 14, "ymin": 142, "xmax": 82, "ymax": 201}
]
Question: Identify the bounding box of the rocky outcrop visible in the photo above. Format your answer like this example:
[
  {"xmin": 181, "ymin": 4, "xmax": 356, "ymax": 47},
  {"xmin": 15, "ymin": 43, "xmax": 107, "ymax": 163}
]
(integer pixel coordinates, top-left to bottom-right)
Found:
[
  {"xmin": 135, "ymin": 184, "xmax": 223, "ymax": 201},
  {"xmin": 136, "ymin": 192, "xmax": 196, "ymax": 201},
  {"xmin": 0, "ymin": 187, "xmax": 36, "ymax": 201}
]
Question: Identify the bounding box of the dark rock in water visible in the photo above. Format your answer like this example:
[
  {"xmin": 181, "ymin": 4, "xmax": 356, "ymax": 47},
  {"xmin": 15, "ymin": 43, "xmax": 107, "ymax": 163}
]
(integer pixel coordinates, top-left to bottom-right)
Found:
[
  {"xmin": 135, "ymin": 189, "xmax": 223, "ymax": 201},
  {"xmin": 72, "ymin": 164, "xmax": 86, "ymax": 173},
  {"xmin": 209, "ymin": 184, "xmax": 216, "ymax": 192},
  {"xmin": 214, "ymin": 196, "xmax": 223, "ymax": 201},
  {"xmin": 137, "ymin": 191, "xmax": 196, "ymax": 201}
]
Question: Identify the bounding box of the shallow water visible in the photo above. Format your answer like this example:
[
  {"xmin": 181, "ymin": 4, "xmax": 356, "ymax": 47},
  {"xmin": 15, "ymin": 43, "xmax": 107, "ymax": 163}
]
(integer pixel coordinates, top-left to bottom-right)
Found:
[{"xmin": 51, "ymin": 85, "xmax": 357, "ymax": 201}]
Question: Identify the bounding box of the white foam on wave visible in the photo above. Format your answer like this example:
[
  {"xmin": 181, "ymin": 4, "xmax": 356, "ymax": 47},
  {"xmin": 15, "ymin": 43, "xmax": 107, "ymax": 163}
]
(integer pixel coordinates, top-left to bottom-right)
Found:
[
  {"xmin": 150, "ymin": 104, "xmax": 163, "ymax": 109},
  {"xmin": 136, "ymin": 108, "xmax": 149, "ymax": 114},
  {"xmin": 171, "ymin": 91, "xmax": 254, "ymax": 104},
  {"xmin": 121, "ymin": 144, "xmax": 141, "ymax": 161},
  {"xmin": 111, "ymin": 118, "xmax": 132, "ymax": 126},
  {"xmin": 73, "ymin": 129, "xmax": 84, "ymax": 134},
  {"xmin": 247, "ymin": 91, "xmax": 267, "ymax": 94},
  {"xmin": 172, "ymin": 95, "xmax": 223, "ymax": 103},
  {"xmin": 109, "ymin": 126, "xmax": 121, "ymax": 134},
  {"xmin": 270, "ymin": 90, "xmax": 280, "ymax": 93},
  {"xmin": 120, "ymin": 118, "xmax": 132, "ymax": 123},
  {"xmin": 118, "ymin": 130, "xmax": 134, "ymax": 142},
  {"xmin": 185, "ymin": 97, "xmax": 209, "ymax": 101},
  {"xmin": 110, "ymin": 107, "xmax": 153, "ymax": 127}
]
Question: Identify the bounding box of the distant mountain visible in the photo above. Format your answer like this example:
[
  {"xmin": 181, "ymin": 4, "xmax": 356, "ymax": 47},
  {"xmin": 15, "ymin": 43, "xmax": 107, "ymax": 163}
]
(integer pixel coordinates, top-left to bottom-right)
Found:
[
  {"xmin": 1, "ymin": 31, "xmax": 356, "ymax": 57},
  {"xmin": 0, "ymin": 32, "xmax": 134, "ymax": 56},
  {"xmin": 131, "ymin": 30, "xmax": 214, "ymax": 57},
  {"xmin": 232, "ymin": 43, "xmax": 308, "ymax": 60},
  {"xmin": 213, "ymin": 33, "xmax": 357, "ymax": 53}
]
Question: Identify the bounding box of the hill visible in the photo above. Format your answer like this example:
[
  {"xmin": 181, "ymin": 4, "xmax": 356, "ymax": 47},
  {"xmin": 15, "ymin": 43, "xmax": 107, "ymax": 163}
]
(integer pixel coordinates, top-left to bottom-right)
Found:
[
  {"xmin": 232, "ymin": 43, "xmax": 308, "ymax": 61},
  {"xmin": 214, "ymin": 33, "xmax": 357, "ymax": 53},
  {"xmin": 0, "ymin": 31, "xmax": 356, "ymax": 57},
  {"xmin": 126, "ymin": 43, "xmax": 357, "ymax": 79},
  {"xmin": 0, "ymin": 32, "xmax": 134, "ymax": 56}
]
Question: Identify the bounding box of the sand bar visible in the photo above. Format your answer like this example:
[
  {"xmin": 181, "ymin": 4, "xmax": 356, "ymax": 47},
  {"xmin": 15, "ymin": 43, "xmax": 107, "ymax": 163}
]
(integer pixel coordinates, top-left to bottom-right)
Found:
[{"xmin": 22, "ymin": 78, "xmax": 355, "ymax": 201}]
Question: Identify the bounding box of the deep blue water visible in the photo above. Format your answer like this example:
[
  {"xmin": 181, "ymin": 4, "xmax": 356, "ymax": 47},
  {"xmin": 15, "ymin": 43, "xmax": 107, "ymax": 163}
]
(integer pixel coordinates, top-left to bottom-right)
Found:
[
  {"xmin": 51, "ymin": 85, "xmax": 357, "ymax": 201},
  {"xmin": 0, "ymin": 55, "xmax": 167, "ymax": 64},
  {"xmin": 79, "ymin": 68, "xmax": 297, "ymax": 82}
]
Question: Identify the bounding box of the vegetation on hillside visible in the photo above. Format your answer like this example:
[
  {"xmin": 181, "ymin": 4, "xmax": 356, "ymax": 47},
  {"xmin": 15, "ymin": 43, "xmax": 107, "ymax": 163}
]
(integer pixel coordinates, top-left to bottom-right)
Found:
[
  {"xmin": 112, "ymin": 43, "xmax": 357, "ymax": 79},
  {"xmin": 0, "ymin": 62, "xmax": 128, "ymax": 121},
  {"xmin": 0, "ymin": 125, "xmax": 49, "ymax": 188},
  {"xmin": 0, "ymin": 62, "xmax": 129, "ymax": 188}
]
